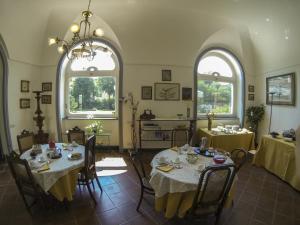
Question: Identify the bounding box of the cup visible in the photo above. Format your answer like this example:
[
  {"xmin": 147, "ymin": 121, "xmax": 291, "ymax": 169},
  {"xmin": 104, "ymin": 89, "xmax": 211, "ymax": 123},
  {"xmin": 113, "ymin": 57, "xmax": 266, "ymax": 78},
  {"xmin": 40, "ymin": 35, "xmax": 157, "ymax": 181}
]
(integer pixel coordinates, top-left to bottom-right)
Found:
[
  {"xmin": 38, "ymin": 156, "xmax": 45, "ymax": 162},
  {"xmin": 71, "ymin": 140, "xmax": 77, "ymax": 146},
  {"xmin": 174, "ymin": 157, "xmax": 180, "ymax": 164}
]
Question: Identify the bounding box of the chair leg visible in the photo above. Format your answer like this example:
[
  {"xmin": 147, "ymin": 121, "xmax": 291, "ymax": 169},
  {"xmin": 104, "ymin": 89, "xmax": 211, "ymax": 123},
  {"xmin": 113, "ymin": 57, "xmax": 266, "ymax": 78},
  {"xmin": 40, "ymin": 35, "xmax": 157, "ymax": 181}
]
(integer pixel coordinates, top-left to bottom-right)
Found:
[
  {"xmin": 136, "ymin": 187, "xmax": 144, "ymax": 212},
  {"xmin": 86, "ymin": 180, "xmax": 97, "ymax": 205},
  {"xmin": 95, "ymin": 174, "xmax": 103, "ymax": 192},
  {"xmin": 91, "ymin": 180, "xmax": 95, "ymax": 190}
]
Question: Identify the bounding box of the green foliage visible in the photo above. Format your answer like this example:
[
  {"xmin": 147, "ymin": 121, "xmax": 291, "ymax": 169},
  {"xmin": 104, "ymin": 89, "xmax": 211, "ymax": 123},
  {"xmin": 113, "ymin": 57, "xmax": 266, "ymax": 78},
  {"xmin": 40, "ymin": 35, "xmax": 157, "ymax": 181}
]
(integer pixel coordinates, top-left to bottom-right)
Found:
[
  {"xmin": 246, "ymin": 104, "xmax": 265, "ymax": 131},
  {"xmin": 69, "ymin": 77, "xmax": 116, "ymax": 112},
  {"xmin": 197, "ymin": 80, "xmax": 232, "ymax": 113}
]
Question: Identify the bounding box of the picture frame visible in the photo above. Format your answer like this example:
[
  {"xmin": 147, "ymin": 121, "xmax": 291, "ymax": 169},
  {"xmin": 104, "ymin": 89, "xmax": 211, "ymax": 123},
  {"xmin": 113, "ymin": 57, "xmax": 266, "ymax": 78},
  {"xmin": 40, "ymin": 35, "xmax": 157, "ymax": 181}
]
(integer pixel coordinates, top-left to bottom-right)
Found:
[
  {"xmin": 41, "ymin": 95, "xmax": 52, "ymax": 104},
  {"xmin": 20, "ymin": 98, "xmax": 30, "ymax": 109},
  {"xmin": 248, "ymin": 94, "xmax": 255, "ymax": 101},
  {"xmin": 266, "ymin": 72, "xmax": 296, "ymax": 105},
  {"xmin": 141, "ymin": 86, "xmax": 152, "ymax": 100},
  {"xmin": 42, "ymin": 82, "xmax": 52, "ymax": 92},
  {"xmin": 21, "ymin": 80, "xmax": 30, "ymax": 92},
  {"xmin": 154, "ymin": 83, "xmax": 180, "ymax": 101},
  {"xmin": 162, "ymin": 69, "xmax": 172, "ymax": 81},
  {"xmin": 182, "ymin": 87, "xmax": 192, "ymax": 100},
  {"xmin": 248, "ymin": 85, "xmax": 255, "ymax": 93}
]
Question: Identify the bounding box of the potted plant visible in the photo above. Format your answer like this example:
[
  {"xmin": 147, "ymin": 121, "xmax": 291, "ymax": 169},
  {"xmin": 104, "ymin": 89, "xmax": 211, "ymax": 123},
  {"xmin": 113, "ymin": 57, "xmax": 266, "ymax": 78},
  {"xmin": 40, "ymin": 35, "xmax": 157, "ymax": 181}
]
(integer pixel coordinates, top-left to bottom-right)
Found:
[{"xmin": 246, "ymin": 104, "xmax": 265, "ymax": 146}]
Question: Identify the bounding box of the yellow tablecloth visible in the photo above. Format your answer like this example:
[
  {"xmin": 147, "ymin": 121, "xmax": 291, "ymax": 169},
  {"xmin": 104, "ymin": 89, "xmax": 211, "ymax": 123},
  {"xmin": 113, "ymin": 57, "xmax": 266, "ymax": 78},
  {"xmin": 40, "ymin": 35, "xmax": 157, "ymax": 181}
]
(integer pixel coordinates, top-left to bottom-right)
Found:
[
  {"xmin": 155, "ymin": 181, "xmax": 236, "ymax": 218},
  {"xmin": 253, "ymin": 135, "xmax": 299, "ymax": 191},
  {"xmin": 199, "ymin": 128, "xmax": 254, "ymax": 152},
  {"xmin": 48, "ymin": 168, "xmax": 81, "ymax": 201}
]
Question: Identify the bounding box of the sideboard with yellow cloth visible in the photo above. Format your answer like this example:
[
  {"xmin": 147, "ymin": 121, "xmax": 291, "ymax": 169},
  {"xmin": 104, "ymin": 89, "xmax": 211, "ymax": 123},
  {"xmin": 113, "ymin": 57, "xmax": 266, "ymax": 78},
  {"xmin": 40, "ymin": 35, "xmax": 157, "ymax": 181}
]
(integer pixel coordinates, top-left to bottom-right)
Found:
[
  {"xmin": 149, "ymin": 149, "xmax": 235, "ymax": 218},
  {"xmin": 20, "ymin": 143, "xmax": 85, "ymax": 201},
  {"xmin": 253, "ymin": 135, "xmax": 300, "ymax": 191},
  {"xmin": 199, "ymin": 128, "xmax": 255, "ymax": 152}
]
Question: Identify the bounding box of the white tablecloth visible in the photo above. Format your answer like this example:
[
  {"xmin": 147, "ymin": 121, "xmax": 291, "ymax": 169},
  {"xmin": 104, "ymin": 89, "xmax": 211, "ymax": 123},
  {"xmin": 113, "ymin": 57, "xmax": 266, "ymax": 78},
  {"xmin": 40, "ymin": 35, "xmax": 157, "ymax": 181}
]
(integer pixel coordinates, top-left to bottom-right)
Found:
[
  {"xmin": 20, "ymin": 143, "xmax": 84, "ymax": 191},
  {"xmin": 149, "ymin": 149, "xmax": 233, "ymax": 197}
]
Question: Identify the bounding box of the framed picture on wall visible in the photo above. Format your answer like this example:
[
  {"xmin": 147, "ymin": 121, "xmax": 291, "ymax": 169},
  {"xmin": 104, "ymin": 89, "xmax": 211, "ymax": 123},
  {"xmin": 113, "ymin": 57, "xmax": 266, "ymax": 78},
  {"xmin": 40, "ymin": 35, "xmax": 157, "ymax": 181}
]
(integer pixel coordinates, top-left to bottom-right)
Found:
[
  {"xmin": 42, "ymin": 82, "xmax": 52, "ymax": 92},
  {"xmin": 266, "ymin": 72, "xmax": 295, "ymax": 105},
  {"xmin": 141, "ymin": 86, "xmax": 152, "ymax": 100},
  {"xmin": 162, "ymin": 69, "xmax": 172, "ymax": 81},
  {"xmin": 248, "ymin": 85, "xmax": 255, "ymax": 92},
  {"xmin": 41, "ymin": 95, "xmax": 52, "ymax": 104},
  {"xmin": 248, "ymin": 94, "xmax": 255, "ymax": 101},
  {"xmin": 182, "ymin": 87, "xmax": 192, "ymax": 100},
  {"xmin": 21, "ymin": 80, "xmax": 30, "ymax": 92},
  {"xmin": 154, "ymin": 83, "xmax": 180, "ymax": 100},
  {"xmin": 20, "ymin": 98, "xmax": 30, "ymax": 109}
]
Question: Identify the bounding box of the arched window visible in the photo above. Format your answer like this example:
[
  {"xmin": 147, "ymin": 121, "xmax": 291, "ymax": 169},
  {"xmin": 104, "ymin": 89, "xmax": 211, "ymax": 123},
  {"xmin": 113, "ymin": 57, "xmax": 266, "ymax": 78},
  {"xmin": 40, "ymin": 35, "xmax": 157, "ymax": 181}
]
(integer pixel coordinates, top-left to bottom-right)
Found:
[
  {"xmin": 196, "ymin": 49, "xmax": 244, "ymax": 121},
  {"xmin": 65, "ymin": 41, "xmax": 119, "ymax": 118}
]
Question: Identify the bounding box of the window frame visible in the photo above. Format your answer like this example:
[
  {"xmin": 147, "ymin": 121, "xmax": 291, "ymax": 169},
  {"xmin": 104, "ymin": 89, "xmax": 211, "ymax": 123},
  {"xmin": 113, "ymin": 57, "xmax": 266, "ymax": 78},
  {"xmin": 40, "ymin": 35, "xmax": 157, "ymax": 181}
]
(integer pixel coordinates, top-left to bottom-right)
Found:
[
  {"xmin": 196, "ymin": 51, "xmax": 237, "ymax": 119},
  {"xmin": 64, "ymin": 47, "xmax": 119, "ymax": 119}
]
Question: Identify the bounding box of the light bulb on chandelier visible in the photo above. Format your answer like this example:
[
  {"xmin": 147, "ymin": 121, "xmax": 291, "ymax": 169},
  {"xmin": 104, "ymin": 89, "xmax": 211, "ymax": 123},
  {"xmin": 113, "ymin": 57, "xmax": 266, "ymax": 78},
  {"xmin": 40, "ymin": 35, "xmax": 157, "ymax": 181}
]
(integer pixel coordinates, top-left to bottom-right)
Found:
[{"xmin": 48, "ymin": 0, "xmax": 107, "ymax": 61}]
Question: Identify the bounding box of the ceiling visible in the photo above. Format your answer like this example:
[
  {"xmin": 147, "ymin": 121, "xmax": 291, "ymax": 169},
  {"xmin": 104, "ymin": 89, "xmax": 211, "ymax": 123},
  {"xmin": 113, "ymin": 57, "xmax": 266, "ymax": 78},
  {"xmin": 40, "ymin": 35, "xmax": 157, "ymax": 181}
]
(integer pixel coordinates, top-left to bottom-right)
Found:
[{"xmin": 0, "ymin": 0, "xmax": 299, "ymax": 73}]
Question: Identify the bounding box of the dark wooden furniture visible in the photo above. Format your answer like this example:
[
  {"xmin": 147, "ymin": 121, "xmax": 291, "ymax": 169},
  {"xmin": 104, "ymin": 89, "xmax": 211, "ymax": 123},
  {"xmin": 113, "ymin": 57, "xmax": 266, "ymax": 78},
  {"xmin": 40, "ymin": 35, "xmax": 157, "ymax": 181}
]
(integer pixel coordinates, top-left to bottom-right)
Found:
[
  {"xmin": 33, "ymin": 91, "xmax": 49, "ymax": 144},
  {"xmin": 129, "ymin": 151, "xmax": 154, "ymax": 211},
  {"xmin": 186, "ymin": 164, "xmax": 236, "ymax": 225},
  {"xmin": 17, "ymin": 130, "xmax": 35, "ymax": 154},
  {"xmin": 7, "ymin": 151, "xmax": 46, "ymax": 213},
  {"xmin": 67, "ymin": 126, "xmax": 85, "ymax": 145},
  {"xmin": 138, "ymin": 118, "xmax": 196, "ymax": 150},
  {"xmin": 78, "ymin": 135, "xmax": 102, "ymax": 204},
  {"xmin": 171, "ymin": 128, "xmax": 189, "ymax": 147},
  {"xmin": 230, "ymin": 148, "xmax": 248, "ymax": 172}
]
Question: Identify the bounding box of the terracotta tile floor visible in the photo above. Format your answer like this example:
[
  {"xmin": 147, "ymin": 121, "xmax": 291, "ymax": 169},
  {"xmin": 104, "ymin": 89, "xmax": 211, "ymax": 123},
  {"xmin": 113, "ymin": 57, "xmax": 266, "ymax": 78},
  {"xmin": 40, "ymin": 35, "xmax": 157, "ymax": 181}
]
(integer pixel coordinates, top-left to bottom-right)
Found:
[{"xmin": 0, "ymin": 150, "xmax": 299, "ymax": 225}]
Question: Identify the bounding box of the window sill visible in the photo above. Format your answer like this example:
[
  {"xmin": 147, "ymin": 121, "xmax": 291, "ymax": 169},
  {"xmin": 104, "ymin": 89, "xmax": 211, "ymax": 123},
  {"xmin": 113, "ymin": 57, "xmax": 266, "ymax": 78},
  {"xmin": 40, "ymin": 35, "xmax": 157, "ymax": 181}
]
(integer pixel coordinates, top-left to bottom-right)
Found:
[
  {"xmin": 62, "ymin": 117, "xmax": 118, "ymax": 120},
  {"xmin": 197, "ymin": 116, "xmax": 239, "ymax": 120}
]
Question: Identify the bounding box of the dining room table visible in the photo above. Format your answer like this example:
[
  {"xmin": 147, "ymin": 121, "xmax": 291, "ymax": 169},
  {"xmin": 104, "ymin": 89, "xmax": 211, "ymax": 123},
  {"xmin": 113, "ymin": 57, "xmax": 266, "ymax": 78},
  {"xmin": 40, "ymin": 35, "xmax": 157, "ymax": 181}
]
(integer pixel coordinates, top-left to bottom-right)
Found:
[
  {"xmin": 20, "ymin": 143, "xmax": 85, "ymax": 201},
  {"xmin": 198, "ymin": 128, "xmax": 255, "ymax": 152},
  {"xmin": 149, "ymin": 147, "xmax": 235, "ymax": 218}
]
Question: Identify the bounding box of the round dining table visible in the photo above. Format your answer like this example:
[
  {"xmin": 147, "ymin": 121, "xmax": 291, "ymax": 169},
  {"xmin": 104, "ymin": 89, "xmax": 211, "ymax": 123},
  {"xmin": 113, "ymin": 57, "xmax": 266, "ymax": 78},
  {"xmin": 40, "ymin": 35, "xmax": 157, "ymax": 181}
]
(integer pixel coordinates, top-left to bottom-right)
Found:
[
  {"xmin": 149, "ymin": 148, "xmax": 235, "ymax": 218},
  {"xmin": 20, "ymin": 143, "xmax": 85, "ymax": 201}
]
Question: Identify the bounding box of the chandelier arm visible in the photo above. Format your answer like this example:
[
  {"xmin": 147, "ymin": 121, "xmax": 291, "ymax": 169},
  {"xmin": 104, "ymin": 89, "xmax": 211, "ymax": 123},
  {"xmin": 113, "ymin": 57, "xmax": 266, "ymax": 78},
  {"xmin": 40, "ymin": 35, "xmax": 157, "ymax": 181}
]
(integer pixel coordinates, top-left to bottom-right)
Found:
[{"xmin": 87, "ymin": 0, "xmax": 92, "ymax": 11}]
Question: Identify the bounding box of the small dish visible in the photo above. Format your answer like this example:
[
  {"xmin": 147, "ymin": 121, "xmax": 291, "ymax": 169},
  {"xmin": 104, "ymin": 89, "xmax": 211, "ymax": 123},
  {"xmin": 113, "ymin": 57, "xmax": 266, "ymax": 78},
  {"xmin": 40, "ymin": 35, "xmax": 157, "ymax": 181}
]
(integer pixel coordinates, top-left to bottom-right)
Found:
[
  {"xmin": 213, "ymin": 155, "xmax": 226, "ymax": 164},
  {"xmin": 68, "ymin": 153, "xmax": 82, "ymax": 160}
]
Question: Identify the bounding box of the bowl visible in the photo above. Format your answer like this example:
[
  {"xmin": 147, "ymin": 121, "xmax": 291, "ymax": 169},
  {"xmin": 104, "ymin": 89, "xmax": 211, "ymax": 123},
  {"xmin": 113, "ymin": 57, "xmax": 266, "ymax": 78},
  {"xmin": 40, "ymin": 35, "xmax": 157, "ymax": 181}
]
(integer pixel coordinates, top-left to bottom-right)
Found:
[{"xmin": 213, "ymin": 155, "xmax": 226, "ymax": 164}]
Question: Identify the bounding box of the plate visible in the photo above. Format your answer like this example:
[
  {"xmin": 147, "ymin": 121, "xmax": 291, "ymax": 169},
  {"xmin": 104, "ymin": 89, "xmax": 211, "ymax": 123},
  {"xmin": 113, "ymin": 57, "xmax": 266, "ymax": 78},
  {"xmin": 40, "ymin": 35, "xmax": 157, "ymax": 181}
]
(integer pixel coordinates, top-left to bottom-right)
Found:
[{"xmin": 68, "ymin": 153, "xmax": 82, "ymax": 160}]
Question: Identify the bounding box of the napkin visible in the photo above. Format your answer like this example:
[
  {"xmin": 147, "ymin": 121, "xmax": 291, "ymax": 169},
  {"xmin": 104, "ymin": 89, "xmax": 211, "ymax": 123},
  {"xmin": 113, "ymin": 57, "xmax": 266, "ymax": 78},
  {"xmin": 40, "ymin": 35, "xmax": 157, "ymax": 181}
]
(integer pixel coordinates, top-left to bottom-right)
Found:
[
  {"xmin": 156, "ymin": 165, "xmax": 174, "ymax": 172},
  {"xmin": 170, "ymin": 146, "xmax": 178, "ymax": 152},
  {"xmin": 37, "ymin": 164, "xmax": 50, "ymax": 173}
]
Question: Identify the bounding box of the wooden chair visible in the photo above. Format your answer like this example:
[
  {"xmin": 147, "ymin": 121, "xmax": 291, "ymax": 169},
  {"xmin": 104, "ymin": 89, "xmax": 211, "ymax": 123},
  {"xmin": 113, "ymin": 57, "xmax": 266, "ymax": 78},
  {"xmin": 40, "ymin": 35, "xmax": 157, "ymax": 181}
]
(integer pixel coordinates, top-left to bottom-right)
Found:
[
  {"xmin": 129, "ymin": 151, "xmax": 154, "ymax": 211},
  {"xmin": 78, "ymin": 135, "xmax": 102, "ymax": 204},
  {"xmin": 7, "ymin": 151, "xmax": 46, "ymax": 213},
  {"xmin": 230, "ymin": 148, "xmax": 248, "ymax": 172},
  {"xmin": 171, "ymin": 128, "xmax": 189, "ymax": 147},
  {"xmin": 67, "ymin": 126, "xmax": 85, "ymax": 145},
  {"xmin": 17, "ymin": 130, "xmax": 35, "ymax": 154},
  {"xmin": 186, "ymin": 164, "xmax": 236, "ymax": 225}
]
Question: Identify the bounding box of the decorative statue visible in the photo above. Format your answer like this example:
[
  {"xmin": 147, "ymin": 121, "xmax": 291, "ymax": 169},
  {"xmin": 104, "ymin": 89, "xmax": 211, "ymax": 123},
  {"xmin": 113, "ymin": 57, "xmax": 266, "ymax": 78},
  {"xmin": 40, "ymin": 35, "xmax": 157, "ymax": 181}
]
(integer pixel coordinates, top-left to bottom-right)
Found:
[{"xmin": 207, "ymin": 112, "xmax": 214, "ymax": 131}]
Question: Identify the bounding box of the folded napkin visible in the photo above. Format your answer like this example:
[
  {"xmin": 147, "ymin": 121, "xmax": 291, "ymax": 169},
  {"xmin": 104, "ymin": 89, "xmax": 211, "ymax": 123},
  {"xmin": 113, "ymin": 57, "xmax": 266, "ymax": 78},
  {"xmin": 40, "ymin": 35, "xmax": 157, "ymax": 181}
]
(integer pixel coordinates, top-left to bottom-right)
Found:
[
  {"xmin": 70, "ymin": 152, "xmax": 82, "ymax": 160},
  {"xmin": 170, "ymin": 146, "xmax": 178, "ymax": 152},
  {"xmin": 156, "ymin": 165, "xmax": 174, "ymax": 172},
  {"xmin": 37, "ymin": 164, "xmax": 50, "ymax": 173}
]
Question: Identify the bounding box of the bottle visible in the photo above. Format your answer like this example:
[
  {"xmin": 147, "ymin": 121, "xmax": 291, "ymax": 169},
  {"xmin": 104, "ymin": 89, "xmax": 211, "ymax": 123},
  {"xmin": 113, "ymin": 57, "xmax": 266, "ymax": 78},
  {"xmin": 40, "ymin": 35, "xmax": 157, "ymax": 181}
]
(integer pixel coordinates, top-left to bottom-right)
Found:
[{"xmin": 49, "ymin": 139, "xmax": 56, "ymax": 149}]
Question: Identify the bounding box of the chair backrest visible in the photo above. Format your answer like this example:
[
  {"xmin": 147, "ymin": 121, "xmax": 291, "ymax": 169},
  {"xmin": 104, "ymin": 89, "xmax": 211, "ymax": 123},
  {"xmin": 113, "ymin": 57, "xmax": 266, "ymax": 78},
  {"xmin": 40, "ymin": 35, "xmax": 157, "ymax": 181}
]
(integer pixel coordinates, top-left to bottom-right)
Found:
[
  {"xmin": 172, "ymin": 128, "xmax": 189, "ymax": 147},
  {"xmin": 67, "ymin": 126, "xmax": 85, "ymax": 145},
  {"xmin": 7, "ymin": 152, "xmax": 40, "ymax": 195},
  {"xmin": 129, "ymin": 151, "xmax": 146, "ymax": 186},
  {"xmin": 17, "ymin": 130, "xmax": 34, "ymax": 154},
  {"xmin": 230, "ymin": 148, "xmax": 248, "ymax": 172},
  {"xmin": 84, "ymin": 135, "xmax": 96, "ymax": 176},
  {"xmin": 190, "ymin": 164, "xmax": 236, "ymax": 216}
]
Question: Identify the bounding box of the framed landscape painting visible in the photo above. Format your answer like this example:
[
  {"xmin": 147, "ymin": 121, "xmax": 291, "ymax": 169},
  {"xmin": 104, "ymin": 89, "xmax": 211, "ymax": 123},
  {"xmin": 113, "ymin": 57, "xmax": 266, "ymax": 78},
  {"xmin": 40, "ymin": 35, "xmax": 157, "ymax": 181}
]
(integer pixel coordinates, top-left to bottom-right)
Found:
[{"xmin": 266, "ymin": 73, "xmax": 295, "ymax": 105}]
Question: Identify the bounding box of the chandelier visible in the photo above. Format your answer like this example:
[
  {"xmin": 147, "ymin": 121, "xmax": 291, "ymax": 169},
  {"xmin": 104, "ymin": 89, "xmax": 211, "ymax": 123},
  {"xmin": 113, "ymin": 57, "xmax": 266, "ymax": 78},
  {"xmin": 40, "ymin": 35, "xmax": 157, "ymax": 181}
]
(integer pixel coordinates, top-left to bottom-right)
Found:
[{"xmin": 48, "ymin": 0, "xmax": 104, "ymax": 61}]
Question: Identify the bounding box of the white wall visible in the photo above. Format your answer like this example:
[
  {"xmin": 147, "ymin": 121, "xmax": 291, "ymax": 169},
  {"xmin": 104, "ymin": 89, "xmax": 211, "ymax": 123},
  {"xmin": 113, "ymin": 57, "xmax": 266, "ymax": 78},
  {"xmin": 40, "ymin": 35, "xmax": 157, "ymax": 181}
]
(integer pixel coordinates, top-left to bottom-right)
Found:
[
  {"xmin": 256, "ymin": 65, "xmax": 300, "ymax": 140},
  {"xmin": 7, "ymin": 60, "xmax": 41, "ymax": 150}
]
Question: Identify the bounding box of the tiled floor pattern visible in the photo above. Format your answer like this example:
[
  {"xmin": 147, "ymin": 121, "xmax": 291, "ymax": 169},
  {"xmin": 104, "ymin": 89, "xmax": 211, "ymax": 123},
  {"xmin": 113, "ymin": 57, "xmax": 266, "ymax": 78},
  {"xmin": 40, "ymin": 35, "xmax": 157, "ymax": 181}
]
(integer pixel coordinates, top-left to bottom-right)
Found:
[{"xmin": 0, "ymin": 151, "xmax": 299, "ymax": 225}]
